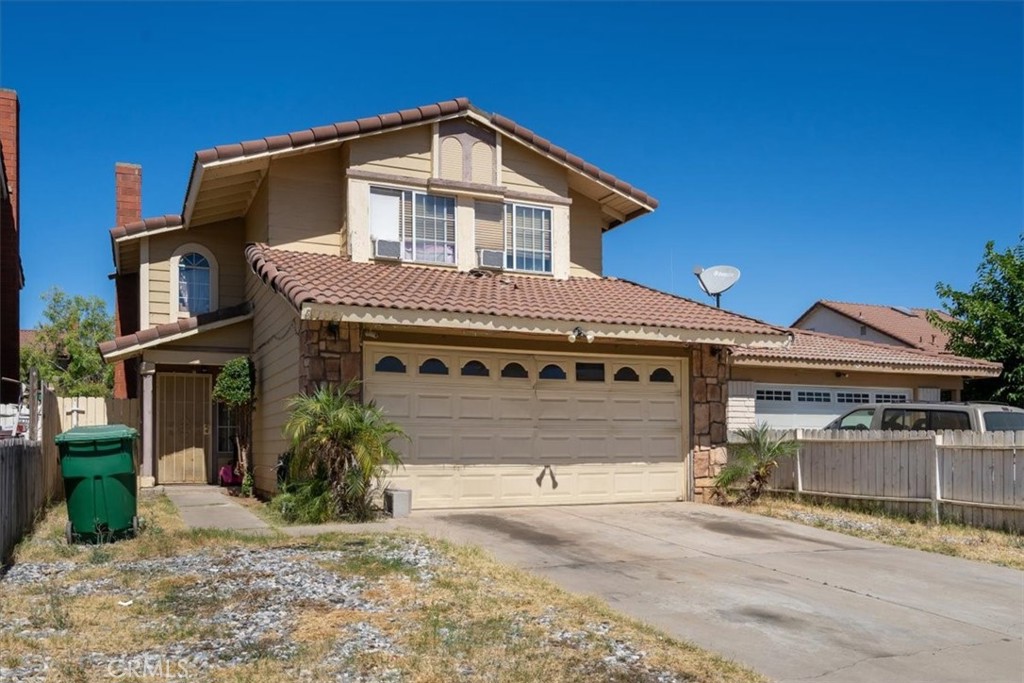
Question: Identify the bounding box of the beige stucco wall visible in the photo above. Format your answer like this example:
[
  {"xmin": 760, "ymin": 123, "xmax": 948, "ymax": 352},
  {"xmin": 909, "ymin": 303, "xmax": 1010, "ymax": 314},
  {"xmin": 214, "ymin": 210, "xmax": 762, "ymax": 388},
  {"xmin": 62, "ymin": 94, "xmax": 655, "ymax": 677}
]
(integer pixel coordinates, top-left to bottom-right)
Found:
[
  {"xmin": 245, "ymin": 178, "xmax": 269, "ymax": 244},
  {"xmin": 349, "ymin": 126, "xmax": 432, "ymax": 180},
  {"xmin": 796, "ymin": 308, "xmax": 905, "ymax": 347},
  {"xmin": 247, "ymin": 271, "xmax": 300, "ymax": 495},
  {"xmin": 731, "ymin": 365, "xmax": 963, "ymax": 392},
  {"xmin": 266, "ymin": 149, "xmax": 344, "ymax": 255},
  {"xmin": 500, "ymin": 136, "xmax": 568, "ymax": 198},
  {"xmin": 146, "ymin": 219, "xmax": 247, "ymax": 327},
  {"xmin": 568, "ymin": 190, "xmax": 604, "ymax": 278}
]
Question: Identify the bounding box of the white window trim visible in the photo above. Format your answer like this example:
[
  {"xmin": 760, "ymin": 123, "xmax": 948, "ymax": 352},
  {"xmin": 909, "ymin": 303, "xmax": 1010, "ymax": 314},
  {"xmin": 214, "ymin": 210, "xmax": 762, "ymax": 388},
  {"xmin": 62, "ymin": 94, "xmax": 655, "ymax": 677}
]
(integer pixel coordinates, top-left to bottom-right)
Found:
[
  {"xmin": 504, "ymin": 201, "xmax": 553, "ymax": 275},
  {"xmin": 170, "ymin": 243, "xmax": 219, "ymax": 319},
  {"xmin": 369, "ymin": 185, "xmax": 458, "ymax": 266}
]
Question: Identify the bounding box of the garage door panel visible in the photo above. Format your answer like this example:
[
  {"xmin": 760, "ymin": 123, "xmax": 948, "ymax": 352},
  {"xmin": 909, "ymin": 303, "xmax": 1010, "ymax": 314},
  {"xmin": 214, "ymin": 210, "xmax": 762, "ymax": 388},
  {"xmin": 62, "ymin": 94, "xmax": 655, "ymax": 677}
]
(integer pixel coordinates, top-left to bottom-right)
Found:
[
  {"xmin": 415, "ymin": 393, "xmax": 453, "ymax": 419},
  {"xmin": 373, "ymin": 392, "xmax": 411, "ymax": 419},
  {"xmin": 648, "ymin": 398, "xmax": 681, "ymax": 422},
  {"xmin": 366, "ymin": 344, "xmax": 688, "ymax": 508},
  {"xmin": 611, "ymin": 398, "xmax": 645, "ymax": 421},
  {"xmin": 498, "ymin": 395, "xmax": 533, "ymax": 420},
  {"xmin": 457, "ymin": 395, "xmax": 495, "ymax": 420}
]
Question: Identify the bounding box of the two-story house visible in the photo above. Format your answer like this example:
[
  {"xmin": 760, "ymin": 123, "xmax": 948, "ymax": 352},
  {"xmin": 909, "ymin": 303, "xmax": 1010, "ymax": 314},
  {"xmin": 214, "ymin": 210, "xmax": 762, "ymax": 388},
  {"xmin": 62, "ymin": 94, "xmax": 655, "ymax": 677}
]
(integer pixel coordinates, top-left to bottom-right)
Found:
[{"xmin": 100, "ymin": 98, "xmax": 792, "ymax": 507}]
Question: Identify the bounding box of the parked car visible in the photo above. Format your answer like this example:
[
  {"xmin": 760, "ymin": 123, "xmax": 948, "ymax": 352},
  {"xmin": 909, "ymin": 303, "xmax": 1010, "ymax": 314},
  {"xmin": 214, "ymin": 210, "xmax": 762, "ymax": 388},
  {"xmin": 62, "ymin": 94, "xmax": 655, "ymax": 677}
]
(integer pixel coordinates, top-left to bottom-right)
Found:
[{"xmin": 826, "ymin": 402, "xmax": 1024, "ymax": 432}]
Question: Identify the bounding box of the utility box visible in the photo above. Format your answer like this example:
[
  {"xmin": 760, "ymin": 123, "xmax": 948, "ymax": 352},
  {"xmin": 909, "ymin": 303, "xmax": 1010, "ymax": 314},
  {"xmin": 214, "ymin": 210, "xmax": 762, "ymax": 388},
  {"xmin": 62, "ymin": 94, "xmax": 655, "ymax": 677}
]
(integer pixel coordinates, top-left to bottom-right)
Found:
[
  {"xmin": 55, "ymin": 424, "xmax": 139, "ymax": 543},
  {"xmin": 384, "ymin": 488, "xmax": 412, "ymax": 518}
]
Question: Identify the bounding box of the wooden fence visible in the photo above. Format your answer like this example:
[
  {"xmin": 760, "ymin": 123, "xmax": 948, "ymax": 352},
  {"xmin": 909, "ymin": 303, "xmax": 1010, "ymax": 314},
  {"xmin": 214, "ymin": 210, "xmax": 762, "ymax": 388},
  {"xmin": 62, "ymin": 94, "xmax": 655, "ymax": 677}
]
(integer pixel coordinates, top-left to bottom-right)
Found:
[
  {"xmin": 745, "ymin": 429, "xmax": 1024, "ymax": 531},
  {"xmin": 1, "ymin": 392, "xmax": 139, "ymax": 563}
]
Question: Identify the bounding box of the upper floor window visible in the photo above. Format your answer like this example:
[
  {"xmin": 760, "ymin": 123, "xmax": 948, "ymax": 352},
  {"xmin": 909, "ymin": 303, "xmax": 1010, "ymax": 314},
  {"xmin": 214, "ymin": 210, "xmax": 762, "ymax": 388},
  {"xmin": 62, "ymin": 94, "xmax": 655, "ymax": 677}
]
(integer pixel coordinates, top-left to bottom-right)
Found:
[
  {"xmin": 171, "ymin": 244, "xmax": 218, "ymax": 318},
  {"xmin": 370, "ymin": 187, "xmax": 455, "ymax": 265},
  {"xmin": 505, "ymin": 203, "xmax": 551, "ymax": 274}
]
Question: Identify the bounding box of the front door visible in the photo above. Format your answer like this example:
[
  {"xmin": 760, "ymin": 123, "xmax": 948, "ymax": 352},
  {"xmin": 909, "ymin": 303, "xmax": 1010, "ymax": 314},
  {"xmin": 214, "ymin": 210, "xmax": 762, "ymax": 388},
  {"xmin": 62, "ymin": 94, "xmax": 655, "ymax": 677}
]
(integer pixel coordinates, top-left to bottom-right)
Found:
[{"xmin": 157, "ymin": 373, "xmax": 212, "ymax": 484}]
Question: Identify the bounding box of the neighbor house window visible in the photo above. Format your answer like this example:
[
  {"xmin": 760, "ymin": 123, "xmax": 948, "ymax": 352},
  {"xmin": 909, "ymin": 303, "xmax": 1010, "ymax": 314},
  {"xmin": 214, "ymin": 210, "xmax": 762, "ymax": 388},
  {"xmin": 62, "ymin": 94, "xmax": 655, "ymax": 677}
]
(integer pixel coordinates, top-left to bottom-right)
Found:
[
  {"xmin": 505, "ymin": 203, "xmax": 552, "ymax": 273},
  {"xmin": 171, "ymin": 244, "xmax": 218, "ymax": 318},
  {"xmin": 370, "ymin": 187, "xmax": 456, "ymax": 264}
]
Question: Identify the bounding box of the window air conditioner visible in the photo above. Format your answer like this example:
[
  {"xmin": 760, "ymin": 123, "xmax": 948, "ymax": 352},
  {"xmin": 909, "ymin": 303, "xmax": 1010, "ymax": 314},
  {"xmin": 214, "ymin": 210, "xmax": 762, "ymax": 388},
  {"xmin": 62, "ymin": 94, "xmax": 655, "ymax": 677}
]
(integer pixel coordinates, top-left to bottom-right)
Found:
[
  {"xmin": 477, "ymin": 249, "xmax": 505, "ymax": 269},
  {"xmin": 373, "ymin": 239, "xmax": 402, "ymax": 260}
]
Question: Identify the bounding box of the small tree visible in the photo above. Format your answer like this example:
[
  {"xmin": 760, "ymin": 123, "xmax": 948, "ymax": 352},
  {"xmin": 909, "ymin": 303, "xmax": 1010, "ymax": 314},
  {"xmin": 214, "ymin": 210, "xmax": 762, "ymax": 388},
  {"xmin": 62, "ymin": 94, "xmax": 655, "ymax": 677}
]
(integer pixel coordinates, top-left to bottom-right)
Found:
[
  {"xmin": 21, "ymin": 287, "xmax": 114, "ymax": 396},
  {"xmin": 283, "ymin": 381, "xmax": 405, "ymax": 521},
  {"xmin": 212, "ymin": 357, "xmax": 256, "ymax": 496},
  {"xmin": 930, "ymin": 238, "xmax": 1024, "ymax": 406},
  {"xmin": 714, "ymin": 424, "xmax": 799, "ymax": 505}
]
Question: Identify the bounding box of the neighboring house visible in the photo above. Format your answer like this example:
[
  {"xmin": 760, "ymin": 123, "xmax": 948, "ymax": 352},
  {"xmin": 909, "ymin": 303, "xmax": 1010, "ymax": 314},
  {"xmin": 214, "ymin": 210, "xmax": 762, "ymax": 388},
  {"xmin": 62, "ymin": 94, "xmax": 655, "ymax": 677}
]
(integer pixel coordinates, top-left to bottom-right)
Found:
[
  {"xmin": 99, "ymin": 97, "xmax": 790, "ymax": 505},
  {"xmin": 0, "ymin": 88, "xmax": 22, "ymax": 404},
  {"xmin": 726, "ymin": 329, "xmax": 1001, "ymax": 430},
  {"xmin": 793, "ymin": 300, "xmax": 953, "ymax": 353}
]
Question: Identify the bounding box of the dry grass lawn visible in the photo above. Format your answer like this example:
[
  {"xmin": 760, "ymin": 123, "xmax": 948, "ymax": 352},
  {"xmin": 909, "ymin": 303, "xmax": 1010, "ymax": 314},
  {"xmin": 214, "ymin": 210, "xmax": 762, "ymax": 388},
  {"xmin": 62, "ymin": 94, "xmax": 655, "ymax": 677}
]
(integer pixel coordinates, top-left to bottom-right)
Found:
[
  {"xmin": 750, "ymin": 496, "xmax": 1024, "ymax": 570},
  {"xmin": 1, "ymin": 495, "xmax": 766, "ymax": 682}
]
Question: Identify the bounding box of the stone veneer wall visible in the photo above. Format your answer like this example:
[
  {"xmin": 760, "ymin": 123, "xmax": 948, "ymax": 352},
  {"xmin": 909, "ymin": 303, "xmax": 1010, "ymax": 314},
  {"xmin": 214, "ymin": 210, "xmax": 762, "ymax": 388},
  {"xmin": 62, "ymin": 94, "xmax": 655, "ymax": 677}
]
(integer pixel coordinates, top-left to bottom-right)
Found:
[
  {"xmin": 299, "ymin": 320, "xmax": 363, "ymax": 396},
  {"xmin": 691, "ymin": 344, "xmax": 730, "ymax": 501}
]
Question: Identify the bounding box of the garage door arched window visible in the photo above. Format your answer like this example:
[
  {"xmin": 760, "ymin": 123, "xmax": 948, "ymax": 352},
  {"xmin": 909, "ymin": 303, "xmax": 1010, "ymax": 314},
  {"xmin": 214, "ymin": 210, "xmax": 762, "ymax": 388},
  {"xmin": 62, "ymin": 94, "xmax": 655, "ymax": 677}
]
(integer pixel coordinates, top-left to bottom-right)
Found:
[
  {"xmin": 614, "ymin": 367, "xmax": 640, "ymax": 382},
  {"xmin": 374, "ymin": 356, "xmax": 406, "ymax": 373},
  {"xmin": 461, "ymin": 360, "xmax": 490, "ymax": 377},
  {"xmin": 419, "ymin": 358, "xmax": 449, "ymax": 375},
  {"xmin": 501, "ymin": 362, "xmax": 529, "ymax": 379},
  {"xmin": 539, "ymin": 363, "xmax": 566, "ymax": 380},
  {"xmin": 649, "ymin": 367, "xmax": 674, "ymax": 383}
]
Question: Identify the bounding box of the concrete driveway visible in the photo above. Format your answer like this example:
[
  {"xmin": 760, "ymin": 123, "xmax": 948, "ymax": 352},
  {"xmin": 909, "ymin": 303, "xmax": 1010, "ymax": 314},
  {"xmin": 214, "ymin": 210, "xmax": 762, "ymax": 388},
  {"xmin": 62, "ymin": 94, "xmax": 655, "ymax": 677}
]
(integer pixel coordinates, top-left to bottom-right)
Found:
[{"xmin": 395, "ymin": 503, "xmax": 1023, "ymax": 683}]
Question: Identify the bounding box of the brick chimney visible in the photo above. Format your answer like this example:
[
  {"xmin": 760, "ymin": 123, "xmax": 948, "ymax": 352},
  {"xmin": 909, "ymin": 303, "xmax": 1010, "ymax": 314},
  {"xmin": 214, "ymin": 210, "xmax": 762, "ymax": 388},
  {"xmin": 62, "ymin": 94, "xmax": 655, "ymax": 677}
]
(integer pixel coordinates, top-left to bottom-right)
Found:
[
  {"xmin": 112, "ymin": 162, "xmax": 142, "ymax": 399},
  {"xmin": 0, "ymin": 88, "xmax": 21, "ymax": 403},
  {"xmin": 115, "ymin": 163, "xmax": 142, "ymax": 227}
]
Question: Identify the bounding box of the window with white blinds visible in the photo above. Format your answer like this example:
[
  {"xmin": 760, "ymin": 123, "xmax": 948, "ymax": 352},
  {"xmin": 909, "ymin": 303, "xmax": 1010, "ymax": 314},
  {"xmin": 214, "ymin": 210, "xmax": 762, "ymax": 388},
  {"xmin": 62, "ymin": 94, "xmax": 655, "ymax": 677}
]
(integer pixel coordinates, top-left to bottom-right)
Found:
[
  {"xmin": 370, "ymin": 187, "xmax": 455, "ymax": 264},
  {"xmin": 505, "ymin": 203, "xmax": 552, "ymax": 273}
]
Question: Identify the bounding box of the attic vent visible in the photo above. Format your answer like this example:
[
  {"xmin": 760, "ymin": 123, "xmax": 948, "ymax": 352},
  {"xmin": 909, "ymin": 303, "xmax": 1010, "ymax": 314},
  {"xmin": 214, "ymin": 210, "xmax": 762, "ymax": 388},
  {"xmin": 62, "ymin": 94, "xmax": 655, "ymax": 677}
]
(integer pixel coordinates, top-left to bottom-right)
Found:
[{"xmin": 892, "ymin": 306, "xmax": 916, "ymax": 317}]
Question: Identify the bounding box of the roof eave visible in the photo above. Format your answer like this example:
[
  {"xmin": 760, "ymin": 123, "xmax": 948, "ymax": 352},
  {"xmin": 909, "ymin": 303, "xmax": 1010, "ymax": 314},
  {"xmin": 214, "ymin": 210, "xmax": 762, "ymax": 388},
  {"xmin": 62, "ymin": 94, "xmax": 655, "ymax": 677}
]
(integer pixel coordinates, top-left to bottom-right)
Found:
[{"xmin": 731, "ymin": 355, "xmax": 1002, "ymax": 377}]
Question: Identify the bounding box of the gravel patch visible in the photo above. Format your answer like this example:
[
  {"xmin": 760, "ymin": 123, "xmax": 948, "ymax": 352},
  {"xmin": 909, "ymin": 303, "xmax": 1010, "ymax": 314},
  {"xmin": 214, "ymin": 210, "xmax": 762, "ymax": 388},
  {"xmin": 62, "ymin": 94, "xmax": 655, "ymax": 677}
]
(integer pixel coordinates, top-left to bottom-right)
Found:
[
  {"xmin": 783, "ymin": 509, "xmax": 895, "ymax": 534},
  {"xmin": 1, "ymin": 539, "xmax": 439, "ymax": 681}
]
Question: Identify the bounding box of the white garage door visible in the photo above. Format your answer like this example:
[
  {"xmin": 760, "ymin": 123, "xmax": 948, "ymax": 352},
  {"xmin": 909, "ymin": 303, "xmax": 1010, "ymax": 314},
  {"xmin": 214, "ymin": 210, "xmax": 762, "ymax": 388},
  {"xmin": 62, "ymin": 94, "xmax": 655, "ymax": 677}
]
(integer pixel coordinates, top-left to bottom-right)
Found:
[
  {"xmin": 364, "ymin": 343, "xmax": 689, "ymax": 509},
  {"xmin": 754, "ymin": 384, "xmax": 912, "ymax": 429}
]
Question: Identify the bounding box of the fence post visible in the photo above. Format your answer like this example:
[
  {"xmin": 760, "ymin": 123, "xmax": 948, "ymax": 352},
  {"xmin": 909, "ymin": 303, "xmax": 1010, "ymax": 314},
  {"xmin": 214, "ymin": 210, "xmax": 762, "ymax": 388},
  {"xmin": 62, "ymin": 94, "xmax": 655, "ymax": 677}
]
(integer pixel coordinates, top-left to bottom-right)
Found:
[
  {"xmin": 794, "ymin": 428, "xmax": 804, "ymax": 499},
  {"xmin": 67, "ymin": 397, "xmax": 84, "ymax": 428},
  {"xmin": 931, "ymin": 433, "xmax": 942, "ymax": 524}
]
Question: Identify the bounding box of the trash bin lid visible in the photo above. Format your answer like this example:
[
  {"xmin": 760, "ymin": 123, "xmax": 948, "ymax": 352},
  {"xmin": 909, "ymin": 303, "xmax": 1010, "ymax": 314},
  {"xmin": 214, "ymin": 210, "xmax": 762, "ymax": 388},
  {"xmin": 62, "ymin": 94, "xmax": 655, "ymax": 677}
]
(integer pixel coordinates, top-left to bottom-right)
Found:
[{"xmin": 55, "ymin": 424, "xmax": 138, "ymax": 444}]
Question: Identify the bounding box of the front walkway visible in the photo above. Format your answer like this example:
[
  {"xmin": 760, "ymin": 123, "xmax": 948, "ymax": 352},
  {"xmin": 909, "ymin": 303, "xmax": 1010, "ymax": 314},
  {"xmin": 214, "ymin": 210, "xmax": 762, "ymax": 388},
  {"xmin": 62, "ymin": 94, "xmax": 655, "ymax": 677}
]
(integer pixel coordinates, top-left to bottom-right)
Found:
[{"xmin": 161, "ymin": 485, "xmax": 273, "ymax": 534}]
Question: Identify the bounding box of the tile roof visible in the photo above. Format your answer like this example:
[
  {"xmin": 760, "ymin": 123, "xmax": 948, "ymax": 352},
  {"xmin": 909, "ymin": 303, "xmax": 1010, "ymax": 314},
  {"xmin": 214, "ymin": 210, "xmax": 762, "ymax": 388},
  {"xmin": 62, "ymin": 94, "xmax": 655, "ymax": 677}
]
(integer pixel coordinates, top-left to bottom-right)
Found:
[
  {"xmin": 796, "ymin": 300, "xmax": 952, "ymax": 352},
  {"xmin": 193, "ymin": 97, "xmax": 657, "ymax": 210},
  {"xmin": 98, "ymin": 303, "xmax": 251, "ymax": 358},
  {"xmin": 732, "ymin": 328, "xmax": 1000, "ymax": 376},
  {"xmin": 19, "ymin": 329, "xmax": 36, "ymax": 348},
  {"xmin": 245, "ymin": 244, "xmax": 786, "ymax": 339},
  {"xmin": 109, "ymin": 214, "xmax": 182, "ymax": 241}
]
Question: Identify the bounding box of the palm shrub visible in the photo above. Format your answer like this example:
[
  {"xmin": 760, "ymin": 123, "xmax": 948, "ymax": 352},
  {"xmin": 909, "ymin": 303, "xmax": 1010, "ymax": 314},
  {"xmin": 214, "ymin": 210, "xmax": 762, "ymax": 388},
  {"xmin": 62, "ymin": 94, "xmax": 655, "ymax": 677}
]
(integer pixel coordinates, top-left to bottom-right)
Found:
[
  {"xmin": 714, "ymin": 424, "xmax": 799, "ymax": 505},
  {"xmin": 283, "ymin": 381, "xmax": 405, "ymax": 522}
]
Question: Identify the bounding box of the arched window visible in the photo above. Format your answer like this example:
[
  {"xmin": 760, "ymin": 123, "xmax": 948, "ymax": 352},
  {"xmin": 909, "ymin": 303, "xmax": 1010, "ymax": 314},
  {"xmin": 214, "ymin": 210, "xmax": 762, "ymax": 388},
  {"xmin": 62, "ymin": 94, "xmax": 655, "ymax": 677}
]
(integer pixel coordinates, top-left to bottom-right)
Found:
[
  {"xmin": 374, "ymin": 356, "xmax": 406, "ymax": 373},
  {"xmin": 539, "ymin": 364, "xmax": 566, "ymax": 380},
  {"xmin": 170, "ymin": 243, "xmax": 218, "ymax": 318},
  {"xmin": 501, "ymin": 362, "xmax": 529, "ymax": 379},
  {"xmin": 650, "ymin": 367, "xmax": 675, "ymax": 383},
  {"xmin": 461, "ymin": 360, "xmax": 490, "ymax": 377},
  {"xmin": 614, "ymin": 367, "xmax": 640, "ymax": 382},
  {"xmin": 419, "ymin": 358, "xmax": 449, "ymax": 375}
]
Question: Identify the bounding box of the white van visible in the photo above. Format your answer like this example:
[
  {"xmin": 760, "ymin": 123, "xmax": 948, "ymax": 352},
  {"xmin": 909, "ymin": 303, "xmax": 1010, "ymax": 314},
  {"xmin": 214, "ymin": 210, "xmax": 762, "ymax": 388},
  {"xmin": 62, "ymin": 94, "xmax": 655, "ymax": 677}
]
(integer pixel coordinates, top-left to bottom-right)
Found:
[{"xmin": 827, "ymin": 402, "xmax": 1024, "ymax": 432}]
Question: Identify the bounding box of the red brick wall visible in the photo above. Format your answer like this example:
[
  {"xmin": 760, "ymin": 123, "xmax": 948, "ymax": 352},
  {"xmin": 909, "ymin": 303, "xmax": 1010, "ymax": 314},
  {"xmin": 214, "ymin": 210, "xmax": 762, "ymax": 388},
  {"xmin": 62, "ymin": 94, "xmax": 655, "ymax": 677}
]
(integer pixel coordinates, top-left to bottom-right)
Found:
[
  {"xmin": 112, "ymin": 163, "xmax": 142, "ymax": 399},
  {"xmin": 0, "ymin": 89, "xmax": 20, "ymax": 403}
]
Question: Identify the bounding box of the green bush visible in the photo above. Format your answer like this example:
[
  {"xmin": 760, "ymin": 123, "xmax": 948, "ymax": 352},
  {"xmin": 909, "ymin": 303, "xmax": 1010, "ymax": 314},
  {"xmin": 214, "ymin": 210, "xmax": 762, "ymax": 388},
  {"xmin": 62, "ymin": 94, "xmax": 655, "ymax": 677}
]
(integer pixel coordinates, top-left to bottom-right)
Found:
[{"xmin": 269, "ymin": 477, "xmax": 335, "ymax": 524}]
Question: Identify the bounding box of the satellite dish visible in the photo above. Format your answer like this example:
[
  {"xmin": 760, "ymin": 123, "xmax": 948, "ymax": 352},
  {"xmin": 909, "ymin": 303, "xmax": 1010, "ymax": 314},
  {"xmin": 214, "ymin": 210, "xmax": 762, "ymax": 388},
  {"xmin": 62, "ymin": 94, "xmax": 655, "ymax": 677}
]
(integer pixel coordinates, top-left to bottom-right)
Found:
[{"xmin": 693, "ymin": 265, "xmax": 741, "ymax": 308}]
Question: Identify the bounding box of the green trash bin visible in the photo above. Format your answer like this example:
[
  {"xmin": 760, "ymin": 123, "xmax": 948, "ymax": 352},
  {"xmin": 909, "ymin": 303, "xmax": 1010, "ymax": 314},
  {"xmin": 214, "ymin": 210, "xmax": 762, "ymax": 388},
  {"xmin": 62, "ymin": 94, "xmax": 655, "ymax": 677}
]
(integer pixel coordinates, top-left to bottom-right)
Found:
[{"xmin": 55, "ymin": 424, "xmax": 139, "ymax": 544}]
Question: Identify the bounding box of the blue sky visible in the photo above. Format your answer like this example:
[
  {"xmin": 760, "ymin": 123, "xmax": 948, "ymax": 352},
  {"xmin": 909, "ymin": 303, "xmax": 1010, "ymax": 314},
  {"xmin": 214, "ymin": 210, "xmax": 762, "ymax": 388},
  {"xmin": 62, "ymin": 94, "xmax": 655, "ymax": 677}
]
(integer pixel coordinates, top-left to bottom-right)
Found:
[{"xmin": 3, "ymin": 1, "xmax": 1021, "ymax": 329}]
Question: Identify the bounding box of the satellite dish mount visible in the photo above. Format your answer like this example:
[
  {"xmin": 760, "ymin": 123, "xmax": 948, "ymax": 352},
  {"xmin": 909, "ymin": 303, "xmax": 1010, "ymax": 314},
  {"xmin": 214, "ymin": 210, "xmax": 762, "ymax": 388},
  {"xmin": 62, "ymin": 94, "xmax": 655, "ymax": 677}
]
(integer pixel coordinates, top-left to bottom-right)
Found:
[{"xmin": 693, "ymin": 265, "xmax": 741, "ymax": 308}]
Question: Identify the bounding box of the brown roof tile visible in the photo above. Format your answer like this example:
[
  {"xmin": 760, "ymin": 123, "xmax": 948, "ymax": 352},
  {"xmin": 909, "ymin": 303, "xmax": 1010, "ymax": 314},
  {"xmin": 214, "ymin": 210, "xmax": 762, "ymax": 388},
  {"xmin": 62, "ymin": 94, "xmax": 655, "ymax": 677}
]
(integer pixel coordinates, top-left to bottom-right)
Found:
[
  {"xmin": 732, "ymin": 328, "xmax": 1000, "ymax": 375},
  {"xmin": 192, "ymin": 98, "xmax": 657, "ymax": 212},
  {"xmin": 19, "ymin": 329, "xmax": 36, "ymax": 348},
  {"xmin": 109, "ymin": 214, "xmax": 182, "ymax": 241},
  {"xmin": 245, "ymin": 244, "xmax": 784, "ymax": 338},
  {"xmin": 795, "ymin": 300, "xmax": 954, "ymax": 352},
  {"xmin": 98, "ymin": 303, "xmax": 251, "ymax": 358}
]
